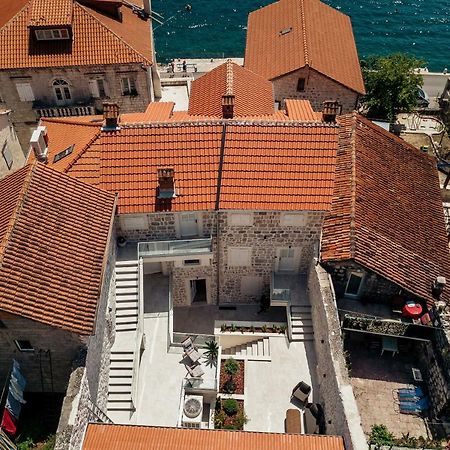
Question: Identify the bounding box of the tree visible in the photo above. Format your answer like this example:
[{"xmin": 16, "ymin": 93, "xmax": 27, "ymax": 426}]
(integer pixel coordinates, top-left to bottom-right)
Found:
[{"xmin": 362, "ymin": 53, "xmax": 424, "ymax": 122}]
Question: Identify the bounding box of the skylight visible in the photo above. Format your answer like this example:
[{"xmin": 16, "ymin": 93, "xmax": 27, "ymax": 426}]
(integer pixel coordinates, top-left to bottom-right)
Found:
[{"xmin": 53, "ymin": 144, "xmax": 74, "ymax": 163}]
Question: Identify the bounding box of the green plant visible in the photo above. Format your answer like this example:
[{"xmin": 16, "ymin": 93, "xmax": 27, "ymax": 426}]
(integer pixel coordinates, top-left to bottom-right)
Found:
[
  {"xmin": 204, "ymin": 340, "xmax": 219, "ymax": 363},
  {"xmin": 42, "ymin": 435, "xmax": 56, "ymax": 450},
  {"xmin": 272, "ymin": 324, "xmax": 280, "ymax": 333},
  {"xmin": 279, "ymin": 324, "xmax": 287, "ymax": 334},
  {"xmin": 17, "ymin": 437, "xmax": 35, "ymax": 450},
  {"xmin": 239, "ymin": 326, "xmax": 245, "ymax": 334},
  {"xmin": 230, "ymin": 323, "xmax": 236, "ymax": 332},
  {"xmin": 214, "ymin": 409, "xmax": 226, "ymax": 428},
  {"xmin": 223, "ymin": 379, "xmax": 236, "ymax": 394},
  {"xmin": 249, "ymin": 325, "xmax": 255, "ymax": 333},
  {"xmin": 224, "ymin": 358, "xmax": 239, "ymax": 376},
  {"xmin": 220, "ymin": 324, "xmax": 227, "ymax": 332},
  {"xmin": 223, "ymin": 398, "xmax": 239, "ymax": 416},
  {"xmin": 233, "ymin": 410, "xmax": 249, "ymax": 429},
  {"xmin": 261, "ymin": 324, "xmax": 267, "ymax": 333},
  {"xmin": 369, "ymin": 424, "xmax": 394, "ymax": 446}
]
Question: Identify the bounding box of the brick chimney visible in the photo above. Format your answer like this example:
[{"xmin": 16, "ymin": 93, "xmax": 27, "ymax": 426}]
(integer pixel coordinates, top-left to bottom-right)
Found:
[
  {"xmin": 157, "ymin": 168, "xmax": 176, "ymax": 198},
  {"xmin": 102, "ymin": 102, "xmax": 120, "ymax": 130},
  {"xmin": 322, "ymin": 100, "xmax": 341, "ymax": 123},
  {"xmin": 222, "ymin": 94, "xmax": 235, "ymax": 119}
]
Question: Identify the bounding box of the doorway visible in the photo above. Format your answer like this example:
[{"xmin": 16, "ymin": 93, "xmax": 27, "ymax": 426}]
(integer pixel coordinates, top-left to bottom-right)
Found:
[
  {"xmin": 190, "ymin": 279, "xmax": 207, "ymax": 303},
  {"xmin": 278, "ymin": 248, "xmax": 296, "ymax": 271}
]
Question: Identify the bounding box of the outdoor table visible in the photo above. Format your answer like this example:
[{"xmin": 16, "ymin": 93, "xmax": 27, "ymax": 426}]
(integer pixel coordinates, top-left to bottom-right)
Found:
[{"xmin": 402, "ymin": 301, "xmax": 423, "ymax": 319}]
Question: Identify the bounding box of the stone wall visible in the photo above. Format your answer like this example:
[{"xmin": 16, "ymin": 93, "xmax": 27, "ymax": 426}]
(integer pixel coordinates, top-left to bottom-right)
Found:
[
  {"xmin": 0, "ymin": 63, "xmax": 151, "ymax": 150},
  {"xmin": 308, "ymin": 262, "xmax": 368, "ymax": 450},
  {"xmin": 0, "ymin": 311, "xmax": 84, "ymax": 392},
  {"xmin": 272, "ymin": 67, "xmax": 359, "ymax": 114},
  {"xmin": 0, "ymin": 112, "xmax": 26, "ymax": 178}
]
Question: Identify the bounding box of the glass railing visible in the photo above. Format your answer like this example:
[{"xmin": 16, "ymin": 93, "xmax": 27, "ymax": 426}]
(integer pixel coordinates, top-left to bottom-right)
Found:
[
  {"xmin": 172, "ymin": 332, "xmax": 215, "ymax": 348},
  {"xmin": 183, "ymin": 377, "xmax": 217, "ymax": 392},
  {"xmin": 138, "ymin": 238, "xmax": 212, "ymax": 258},
  {"xmin": 271, "ymin": 272, "xmax": 290, "ymax": 304}
]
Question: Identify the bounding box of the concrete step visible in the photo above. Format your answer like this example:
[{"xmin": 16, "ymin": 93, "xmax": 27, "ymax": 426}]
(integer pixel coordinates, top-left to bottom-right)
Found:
[
  {"xmin": 291, "ymin": 305, "xmax": 311, "ymax": 312},
  {"xmin": 111, "ymin": 351, "xmax": 134, "ymax": 360},
  {"xmin": 116, "ymin": 286, "xmax": 138, "ymax": 295},
  {"xmin": 251, "ymin": 342, "xmax": 258, "ymax": 356},
  {"xmin": 116, "ymin": 316, "xmax": 138, "ymax": 325},
  {"xmin": 291, "ymin": 336, "xmax": 315, "ymax": 342},
  {"xmin": 109, "ymin": 376, "xmax": 133, "ymax": 384},
  {"xmin": 110, "ymin": 366, "xmax": 133, "ymax": 373},
  {"xmin": 263, "ymin": 338, "xmax": 270, "ymax": 355},
  {"xmin": 116, "ymin": 293, "xmax": 138, "ymax": 302},
  {"xmin": 116, "ymin": 305, "xmax": 138, "ymax": 314},
  {"xmin": 108, "ymin": 385, "xmax": 132, "ymax": 394},
  {"xmin": 257, "ymin": 340, "xmax": 264, "ymax": 355},
  {"xmin": 291, "ymin": 310, "xmax": 312, "ymax": 318},
  {"xmin": 116, "ymin": 272, "xmax": 138, "ymax": 281},
  {"xmin": 292, "ymin": 322, "xmax": 314, "ymax": 329},
  {"xmin": 115, "ymin": 260, "xmax": 138, "ymax": 267},
  {"xmin": 110, "ymin": 360, "xmax": 134, "ymax": 369},
  {"xmin": 107, "ymin": 401, "xmax": 135, "ymax": 412},
  {"xmin": 116, "ymin": 279, "xmax": 139, "ymax": 288},
  {"xmin": 115, "ymin": 265, "xmax": 138, "ymax": 273},
  {"xmin": 108, "ymin": 392, "xmax": 133, "ymax": 402},
  {"xmin": 116, "ymin": 311, "xmax": 139, "ymax": 319},
  {"xmin": 116, "ymin": 326, "xmax": 138, "ymax": 332}
]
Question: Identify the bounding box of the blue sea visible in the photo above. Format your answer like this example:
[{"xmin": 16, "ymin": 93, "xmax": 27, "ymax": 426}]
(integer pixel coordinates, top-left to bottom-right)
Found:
[{"xmin": 152, "ymin": 0, "xmax": 450, "ymax": 71}]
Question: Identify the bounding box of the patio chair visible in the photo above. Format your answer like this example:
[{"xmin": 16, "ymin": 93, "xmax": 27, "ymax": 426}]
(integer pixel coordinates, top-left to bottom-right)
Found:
[
  {"xmin": 291, "ymin": 381, "xmax": 311, "ymax": 404},
  {"xmin": 185, "ymin": 347, "xmax": 202, "ymax": 364},
  {"xmin": 186, "ymin": 363, "xmax": 204, "ymax": 378},
  {"xmin": 181, "ymin": 336, "xmax": 194, "ymax": 351}
]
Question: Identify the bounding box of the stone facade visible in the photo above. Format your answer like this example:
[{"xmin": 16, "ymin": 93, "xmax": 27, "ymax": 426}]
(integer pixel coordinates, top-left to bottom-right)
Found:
[
  {"xmin": 0, "ymin": 111, "xmax": 25, "ymax": 178},
  {"xmin": 0, "ymin": 311, "xmax": 84, "ymax": 392},
  {"xmin": 0, "ymin": 63, "xmax": 153, "ymax": 151},
  {"xmin": 272, "ymin": 67, "xmax": 359, "ymax": 114},
  {"xmin": 118, "ymin": 209, "xmax": 324, "ymax": 306},
  {"xmin": 308, "ymin": 263, "xmax": 368, "ymax": 450}
]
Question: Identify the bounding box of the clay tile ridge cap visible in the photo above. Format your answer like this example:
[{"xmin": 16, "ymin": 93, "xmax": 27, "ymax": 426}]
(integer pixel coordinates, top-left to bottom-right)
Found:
[
  {"xmin": 299, "ymin": 0, "xmax": 309, "ymax": 65},
  {"xmin": 225, "ymin": 59, "xmax": 234, "ymax": 95}
]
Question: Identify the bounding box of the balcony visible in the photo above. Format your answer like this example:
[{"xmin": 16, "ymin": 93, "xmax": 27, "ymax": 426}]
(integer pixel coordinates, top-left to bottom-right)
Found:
[
  {"xmin": 138, "ymin": 238, "xmax": 212, "ymax": 260},
  {"xmin": 33, "ymin": 99, "xmax": 95, "ymax": 118}
]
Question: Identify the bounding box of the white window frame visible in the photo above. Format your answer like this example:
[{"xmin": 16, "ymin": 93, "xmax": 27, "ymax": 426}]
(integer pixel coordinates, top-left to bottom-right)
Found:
[
  {"xmin": 345, "ymin": 272, "xmax": 365, "ymax": 298},
  {"xmin": 280, "ymin": 212, "xmax": 306, "ymax": 227},
  {"xmin": 15, "ymin": 83, "xmax": 35, "ymax": 102},
  {"xmin": 2, "ymin": 142, "xmax": 13, "ymax": 169},
  {"xmin": 35, "ymin": 28, "xmax": 70, "ymax": 40},
  {"xmin": 229, "ymin": 212, "xmax": 253, "ymax": 226},
  {"xmin": 14, "ymin": 339, "xmax": 34, "ymax": 352},
  {"xmin": 121, "ymin": 77, "xmax": 137, "ymax": 96},
  {"xmin": 52, "ymin": 79, "xmax": 72, "ymax": 105},
  {"xmin": 228, "ymin": 247, "xmax": 252, "ymax": 267},
  {"xmin": 89, "ymin": 78, "xmax": 107, "ymax": 98}
]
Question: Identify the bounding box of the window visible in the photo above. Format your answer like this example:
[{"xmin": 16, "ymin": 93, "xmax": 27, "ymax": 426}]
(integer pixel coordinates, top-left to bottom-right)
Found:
[
  {"xmin": 15, "ymin": 83, "xmax": 35, "ymax": 102},
  {"xmin": 89, "ymin": 79, "xmax": 107, "ymax": 98},
  {"xmin": 15, "ymin": 340, "xmax": 34, "ymax": 352},
  {"xmin": 345, "ymin": 272, "xmax": 364, "ymax": 298},
  {"xmin": 121, "ymin": 77, "xmax": 137, "ymax": 96},
  {"xmin": 280, "ymin": 213, "xmax": 306, "ymax": 227},
  {"xmin": 2, "ymin": 142, "xmax": 13, "ymax": 169},
  {"xmin": 53, "ymin": 144, "xmax": 74, "ymax": 163},
  {"xmin": 184, "ymin": 259, "xmax": 201, "ymax": 266},
  {"xmin": 228, "ymin": 247, "xmax": 251, "ymax": 267},
  {"xmin": 35, "ymin": 28, "xmax": 70, "ymax": 40},
  {"xmin": 52, "ymin": 79, "xmax": 71, "ymax": 104},
  {"xmin": 297, "ymin": 77, "xmax": 306, "ymax": 92},
  {"xmin": 229, "ymin": 212, "xmax": 253, "ymax": 227}
]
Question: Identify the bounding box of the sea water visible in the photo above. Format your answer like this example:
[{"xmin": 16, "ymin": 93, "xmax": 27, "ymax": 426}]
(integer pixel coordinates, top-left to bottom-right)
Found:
[{"xmin": 152, "ymin": 0, "xmax": 450, "ymax": 71}]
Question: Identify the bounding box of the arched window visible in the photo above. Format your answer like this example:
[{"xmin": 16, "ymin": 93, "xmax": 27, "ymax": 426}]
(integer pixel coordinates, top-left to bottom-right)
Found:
[{"xmin": 52, "ymin": 79, "xmax": 72, "ymax": 104}]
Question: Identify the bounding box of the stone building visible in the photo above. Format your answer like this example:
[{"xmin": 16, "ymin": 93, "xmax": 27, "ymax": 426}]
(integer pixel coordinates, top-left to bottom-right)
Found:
[
  {"xmin": 0, "ymin": 162, "xmax": 116, "ymax": 395},
  {"xmin": 0, "ymin": 0, "xmax": 159, "ymax": 151},
  {"xmin": 321, "ymin": 113, "xmax": 450, "ymax": 421},
  {"xmin": 244, "ymin": 0, "xmax": 365, "ymax": 112},
  {"xmin": 0, "ymin": 109, "xmax": 25, "ymax": 179}
]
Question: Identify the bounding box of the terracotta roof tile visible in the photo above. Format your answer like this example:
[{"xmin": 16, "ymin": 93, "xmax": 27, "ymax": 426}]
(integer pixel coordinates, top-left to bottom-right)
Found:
[
  {"xmin": 285, "ymin": 99, "xmax": 322, "ymax": 121},
  {"xmin": 0, "ymin": 1, "xmax": 151, "ymax": 69},
  {"xmin": 28, "ymin": 0, "xmax": 73, "ymax": 27},
  {"xmin": 189, "ymin": 61, "xmax": 274, "ymax": 117},
  {"xmin": 83, "ymin": 424, "xmax": 345, "ymax": 450},
  {"xmin": 244, "ymin": 0, "xmax": 365, "ymax": 94},
  {"xmin": 0, "ymin": 0, "xmax": 29, "ymax": 28},
  {"xmin": 0, "ymin": 163, "xmax": 115, "ymax": 334},
  {"xmin": 321, "ymin": 114, "xmax": 450, "ymax": 307}
]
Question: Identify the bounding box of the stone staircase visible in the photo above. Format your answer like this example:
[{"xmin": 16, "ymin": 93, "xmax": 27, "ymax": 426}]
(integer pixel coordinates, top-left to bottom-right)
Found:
[
  {"xmin": 115, "ymin": 260, "xmax": 139, "ymax": 333},
  {"xmin": 290, "ymin": 305, "xmax": 314, "ymax": 342},
  {"xmin": 222, "ymin": 337, "xmax": 270, "ymax": 360},
  {"xmin": 107, "ymin": 350, "xmax": 135, "ymax": 413}
]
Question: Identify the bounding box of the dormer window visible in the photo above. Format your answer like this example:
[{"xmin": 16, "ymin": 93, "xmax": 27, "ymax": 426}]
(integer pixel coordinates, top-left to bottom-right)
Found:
[{"xmin": 35, "ymin": 28, "xmax": 70, "ymax": 41}]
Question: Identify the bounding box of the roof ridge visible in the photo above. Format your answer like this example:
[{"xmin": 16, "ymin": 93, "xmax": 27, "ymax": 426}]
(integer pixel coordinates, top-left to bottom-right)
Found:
[
  {"xmin": 348, "ymin": 111, "xmax": 358, "ymax": 259},
  {"xmin": 41, "ymin": 117, "xmax": 100, "ymax": 127},
  {"xmin": 225, "ymin": 59, "xmax": 234, "ymax": 95},
  {"xmin": 64, "ymin": 128, "xmax": 102, "ymax": 174},
  {"xmin": 0, "ymin": 164, "xmax": 36, "ymax": 270},
  {"xmin": 75, "ymin": 2, "xmax": 152, "ymax": 65},
  {"xmin": 299, "ymin": 0, "xmax": 309, "ymax": 65},
  {"xmin": 0, "ymin": 1, "xmax": 30, "ymax": 33}
]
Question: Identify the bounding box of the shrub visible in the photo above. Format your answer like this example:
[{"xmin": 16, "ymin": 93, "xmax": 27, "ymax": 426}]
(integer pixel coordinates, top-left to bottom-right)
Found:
[
  {"xmin": 223, "ymin": 398, "xmax": 239, "ymax": 416},
  {"xmin": 214, "ymin": 410, "xmax": 226, "ymax": 429},
  {"xmin": 220, "ymin": 324, "xmax": 227, "ymax": 332},
  {"xmin": 261, "ymin": 325, "xmax": 267, "ymax": 333},
  {"xmin": 224, "ymin": 358, "xmax": 239, "ymax": 376},
  {"xmin": 233, "ymin": 410, "xmax": 249, "ymax": 429},
  {"xmin": 369, "ymin": 424, "xmax": 394, "ymax": 446},
  {"xmin": 249, "ymin": 325, "xmax": 255, "ymax": 333},
  {"xmin": 230, "ymin": 324, "xmax": 236, "ymax": 332},
  {"xmin": 223, "ymin": 379, "xmax": 236, "ymax": 394}
]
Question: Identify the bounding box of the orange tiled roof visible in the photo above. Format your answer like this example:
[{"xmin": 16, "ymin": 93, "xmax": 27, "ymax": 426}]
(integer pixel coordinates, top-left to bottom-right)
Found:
[
  {"xmin": 0, "ymin": 163, "xmax": 116, "ymax": 334},
  {"xmin": 83, "ymin": 424, "xmax": 345, "ymax": 450},
  {"xmin": 321, "ymin": 114, "xmax": 450, "ymax": 307},
  {"xmin": 0, "ymin": 0, "xmax": 28, "ymax": 28},
  {"xmin": 244, "ymin": 0, "xmax": 365, "ymax": 95},
  {"xmin": 285, "ymin": 99, "xmax": 322, "ymax": 121},
  {"xmin": 188, "ymin": 60, "xmax": 275, "ymax": 117},
  {"xmin": 28, "ymin": 0, "xmax": 73, "ymax": 27},
  {"xmin": 0, "ymin": 1, "xmax": 152, "ymax": 69}
]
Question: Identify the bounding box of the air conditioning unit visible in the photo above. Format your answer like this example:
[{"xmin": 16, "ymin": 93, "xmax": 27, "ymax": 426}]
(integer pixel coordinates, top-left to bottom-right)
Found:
[
  {"xmin": 181, "ymin": 395, "xmax": 203, "ymax": 428},
  {"xmin": 30, "ymin": 125, "xmax": 48, "ymax": 162}
]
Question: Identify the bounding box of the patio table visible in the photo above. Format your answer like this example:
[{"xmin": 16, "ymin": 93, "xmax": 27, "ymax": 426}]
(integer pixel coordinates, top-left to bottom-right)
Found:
[{"xmin": 381, "ymin": 336, "xmax": 398, "ymax": 357}]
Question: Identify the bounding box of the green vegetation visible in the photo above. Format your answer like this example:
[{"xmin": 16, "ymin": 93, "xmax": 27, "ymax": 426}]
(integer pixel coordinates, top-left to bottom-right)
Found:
[
  {"xmin": 224, "ymin": 358, "xmax": 239, "ymax": 376},
  {"xmin": 223, "ymin": 379, "xmax": 236, "ymax": 394},
  {"xmin": 369, "ymin": 425, "xmax": 444, "ymax": 449},
  {"xmin": 223, "ymin": 398, "xmax": 239, "ymax": 416},
  {"xmin": 204, "ymin": 340, "xmax": 219, "ymax": 366},
  {"xmin": 362, "ymin": 53, "xmax": 424, "ymax": 121}
]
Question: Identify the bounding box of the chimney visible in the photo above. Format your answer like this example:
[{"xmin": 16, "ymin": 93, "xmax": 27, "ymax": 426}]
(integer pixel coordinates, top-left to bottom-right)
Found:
[
  {"xmin": 222, "ymin": 94, "xmax": 235, "ymax": 119},
  {"xmin": 157, "ymin": 168, "xmax": 176, "ymax": 198},
  {"xmin": 322, "ymin": 100, "xmax": 341, "ymax": 123},
  {"xmin": 432, "ymin": 276, "xmax": 446, "ymax": 299},
  {"xmin": 30, "ymin": 125, "xmax": 48, "ymax": 163},
  {"xmin": 102, "ymin": 102, "xmax": 120, "ymax": 130}
]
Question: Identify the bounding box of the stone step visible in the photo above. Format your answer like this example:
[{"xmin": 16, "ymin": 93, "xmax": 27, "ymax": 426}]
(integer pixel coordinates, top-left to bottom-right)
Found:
[
  {"xmin": 251, "ymin": 342, "xmax": 258, "ymax": 356},
  {"xmin": 116, "ymin": 326, "xmax": 138, "ymax": 332},
  {"xmin": 108, "ymin": 392, "xmax": 133, "ymax": 402},
  {"xmin": 116, "ymin": 272, "xmax": 138, "ymax": 281},
  {"xmin": 291, "ymin": 305, "xmax": 311, "ymax": 312},
  {"xmin": 111, "ymin": 351, "xmax": 134, "ymax": 360},
  {"xmin": 109, "ymin": 376, "xmax": 133, "ymax": 385},
  {"xmin": 263, "ymin": 338, "xmax": 270, "ymax": 355},
  {"xmin": 116, "ymin": 293, "xmax": 138, "ymax": 301},
  {"xmin": 257, "ymin": 340, "xmax": 264, "ymax": 355},
  {"xmin": 116, "ymin": 315, "xmax": 138, "ymax": 324},
  {"xmin": 116, "ymin": 286, "xmax": 138, "ymax": 295},
  {"xmin": 110, "ymin": 365, "xmax": 133, "ymax": 372},
  {"xmin": 108, "ymin": 385, "xmax": 132, "ymax": 394},
  {"xmin": 110, "ymin": 360, "xmax": 134, "ymax": 369},
  {"xmin": 116, "ymin": 310, "xmax": 139, "ymax": 319},
  {"xmin": 115, "ymin": 260, "xmax": 138, "ymax": 267},
  {"xmin": 291, "ymin": 310, "xmax": 312, "ymax": 318},
  {"xmin": 116, "ymin": 305, "xmax": 138, "ymax": 313},
  {"xmin": 116, "ymin": 279, "xmax": 139, "ymax": 288},
  {"xmin": 291, "ymin": 336, "xmax": 315, "ymax": 342},
  {"xmin": 107, "ymin": 401, "xmax": 135, "ymax": 412},
  {"xmin": 115, "ymin": 265, "xmax": 138, "ymax": 273}
]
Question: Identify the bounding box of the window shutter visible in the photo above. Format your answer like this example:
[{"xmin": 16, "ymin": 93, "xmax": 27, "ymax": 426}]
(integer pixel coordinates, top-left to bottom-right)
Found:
[
  {"xmin": 15, "ymin": 83, "xmax": 35, "ymax": 102},
  {"xmin": 88, "ymin": 80, "xmax": 100, "ymax": 98}
]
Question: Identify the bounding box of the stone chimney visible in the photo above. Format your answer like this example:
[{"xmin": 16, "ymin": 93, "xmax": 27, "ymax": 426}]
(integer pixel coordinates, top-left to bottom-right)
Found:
[
  {"xmin": 157, "ymin": 168, "xmax": 176, "ymax": 198},
  {"xmin": 322, "ymin": 100, "xmax": 341, "ymax": 123},
  {"xmin": 432, "ymin": 276, "xmax": 447, "ymax": 299},
  {"xmin": 102, "ymin": 102, "xmax": 120, "ymax": 130},
  {"xmin": 222, "ymin": 94, "xmax": 235, "ymax": 119}
]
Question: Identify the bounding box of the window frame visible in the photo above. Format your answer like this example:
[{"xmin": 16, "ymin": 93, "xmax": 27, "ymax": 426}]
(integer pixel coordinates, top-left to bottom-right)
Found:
[
  {"xmin": 297, "ymin": 77, "xmax": 306, "ymax": 92},
  {"xmin": 121, "ymin": 77, "xmax": 137, "ymax": 96},
  {"xmin": 344, "ymin": 272, "xmax": 365, "ymax": 298},
  {"xmin": 35, "ymin": 28, "xmax": 70, "ymax": 41},
  {"xmin": 14, "ymin": 339, "xmax": 34, "ymax": 352},
  {"xmin": 2, "ymin": 142, "xmax": 13, "ymax": 169}
]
